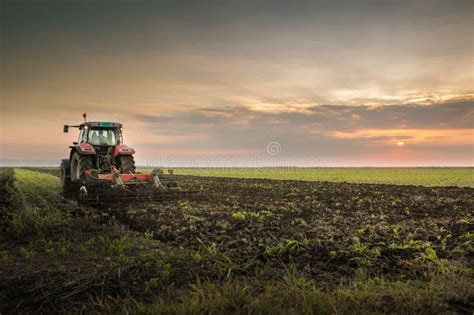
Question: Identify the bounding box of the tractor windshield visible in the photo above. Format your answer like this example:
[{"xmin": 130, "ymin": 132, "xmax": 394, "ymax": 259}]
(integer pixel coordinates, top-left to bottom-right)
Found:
[{"xmin": 88, "ymin": 128, "xmax": 120, "ymax": 146}]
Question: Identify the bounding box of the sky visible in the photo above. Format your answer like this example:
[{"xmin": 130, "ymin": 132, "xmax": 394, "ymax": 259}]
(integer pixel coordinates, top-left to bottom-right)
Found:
[{"xmin": 1, "ymin": 0, "xmax": 473, "ymax": 167}]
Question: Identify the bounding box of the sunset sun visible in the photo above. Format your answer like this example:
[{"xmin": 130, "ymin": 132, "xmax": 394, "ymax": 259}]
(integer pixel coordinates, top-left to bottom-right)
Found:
[{"xmin": 397, "ymin": 141, "xmax": 405, "ymax": 146}]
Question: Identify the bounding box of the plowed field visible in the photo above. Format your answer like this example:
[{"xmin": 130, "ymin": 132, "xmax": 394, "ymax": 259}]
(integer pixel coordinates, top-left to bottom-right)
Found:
[
  {"xmin": 103, "ymin": 176, "xmax": 474, "ymax": 286},
  {"xmin": 1, "ymin": 168, "xmax": 472, "ymax": 313}
]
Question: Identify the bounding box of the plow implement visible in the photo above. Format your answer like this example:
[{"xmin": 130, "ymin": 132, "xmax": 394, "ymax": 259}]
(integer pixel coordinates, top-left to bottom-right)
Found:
[{"xmin": 64, "ymin": 168, "xmax": 198, "ymax": 205}]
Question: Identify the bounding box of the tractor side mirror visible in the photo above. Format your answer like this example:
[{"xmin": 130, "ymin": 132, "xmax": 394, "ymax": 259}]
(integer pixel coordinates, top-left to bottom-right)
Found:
[{"xmin": 63, "ymin": 125, "xmax": 69, "ymax": 133}]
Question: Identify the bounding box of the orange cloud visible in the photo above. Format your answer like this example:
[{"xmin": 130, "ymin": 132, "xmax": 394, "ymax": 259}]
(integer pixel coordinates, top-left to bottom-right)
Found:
[{"xmin": 327, "ymin": 129, "xmax": 474, "ymax": 146}]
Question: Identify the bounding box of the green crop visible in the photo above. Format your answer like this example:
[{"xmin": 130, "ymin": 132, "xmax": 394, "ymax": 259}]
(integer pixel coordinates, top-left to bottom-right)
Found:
[{"xmin": 138, "ymin": 167, "xmax": 474, "ymax": 187}]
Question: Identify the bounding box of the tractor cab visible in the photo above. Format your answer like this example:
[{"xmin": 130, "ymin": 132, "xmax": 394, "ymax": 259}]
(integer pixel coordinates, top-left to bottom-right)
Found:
[{"xmin": 77, "ymin": 122, "xmax": 123, "ymax": 147}]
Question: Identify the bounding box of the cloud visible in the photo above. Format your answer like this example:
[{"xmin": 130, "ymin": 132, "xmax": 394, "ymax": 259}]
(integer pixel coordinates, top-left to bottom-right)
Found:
[
  {"xmin": 132, "ymin": 100, "xmax": 473, "ymax": 165},
  {"xmin": 137, "ymin": 99, "xmax": 473, "ymax": 133}
]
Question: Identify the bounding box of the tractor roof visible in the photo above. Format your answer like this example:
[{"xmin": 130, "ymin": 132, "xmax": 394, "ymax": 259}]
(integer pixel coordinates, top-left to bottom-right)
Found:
[{"xmin": 79, "ymin": 121, "xmax": 122, "ymax": 129}]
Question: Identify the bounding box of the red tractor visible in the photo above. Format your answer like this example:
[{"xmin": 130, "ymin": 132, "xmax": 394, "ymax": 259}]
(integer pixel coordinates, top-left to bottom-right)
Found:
[{"xmin": 61, "ymin": 113, "xmax": 180, "ymax": 203}]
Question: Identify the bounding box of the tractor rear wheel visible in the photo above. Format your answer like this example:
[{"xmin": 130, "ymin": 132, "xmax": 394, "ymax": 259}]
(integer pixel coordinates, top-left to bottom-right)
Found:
[
  {"xmin": 117, "ymin": 155, "xmax": 136, "ymax": 174},
  {"xmin": 60, "ymin": 160, "xmax": 72, "ymax": 189},
  {"xmin": 70, "ymin": 152, "xmax": 93, "ymax": 181}
]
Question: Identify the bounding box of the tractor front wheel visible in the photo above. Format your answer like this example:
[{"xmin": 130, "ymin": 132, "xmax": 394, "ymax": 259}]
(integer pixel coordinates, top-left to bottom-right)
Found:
[{"xmin": 70, "ymin": 152, "xmax": 93, "ymax": 181}]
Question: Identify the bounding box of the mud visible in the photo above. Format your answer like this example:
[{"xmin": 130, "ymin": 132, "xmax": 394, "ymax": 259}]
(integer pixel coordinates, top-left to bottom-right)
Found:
[{"xmin": 99, "ymin": 175, "xmax": 474, "ymax": 286}]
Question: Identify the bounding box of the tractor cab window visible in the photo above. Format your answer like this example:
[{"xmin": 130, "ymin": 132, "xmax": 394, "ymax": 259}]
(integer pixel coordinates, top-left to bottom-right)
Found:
[
  {"xmin": 78, "ymin": 129, "xmax": 88, "ymax": 143},
  {"xmin": 89, "ymin": 129, "xmax": 119, "ymax": 146},
  {"xmin": 81, "ymin": 129, "xmax": 88, "ymax": 143}
]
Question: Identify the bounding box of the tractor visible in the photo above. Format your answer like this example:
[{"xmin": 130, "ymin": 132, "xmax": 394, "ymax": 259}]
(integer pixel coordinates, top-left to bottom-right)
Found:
[{"xmin": 60, "ymin": 113, "xmax": 182, "ymax": 203}]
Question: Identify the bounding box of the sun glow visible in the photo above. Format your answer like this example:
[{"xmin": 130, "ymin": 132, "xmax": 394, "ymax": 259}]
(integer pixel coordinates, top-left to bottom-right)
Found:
[
  {"xmin": 326, "ymin": 129, "xmax": 473, "ymax": 146},
  {"xmin": 397, "ymin": 141, "xmax": 405, "ymax": 146}
]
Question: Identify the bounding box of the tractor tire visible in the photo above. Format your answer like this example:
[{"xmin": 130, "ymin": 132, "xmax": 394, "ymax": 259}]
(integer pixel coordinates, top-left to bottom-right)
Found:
[
  {"xmin": 60, "ymin": 160, "xmax": 72, "ymax": 189},
  {"xmin": 70, "ymin": 152, "xmax": 93, "ymax": 181},
  {"xmin": 118, "ymin": 155, "xmax": 136, "ymax": 174}
]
